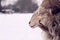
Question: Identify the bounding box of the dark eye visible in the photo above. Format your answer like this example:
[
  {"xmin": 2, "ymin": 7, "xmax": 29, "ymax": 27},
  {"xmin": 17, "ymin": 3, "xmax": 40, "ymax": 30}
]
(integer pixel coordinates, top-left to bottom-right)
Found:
[{"xmin": 39, "ymin": 20, "xmax": 41, "ymax": 24}]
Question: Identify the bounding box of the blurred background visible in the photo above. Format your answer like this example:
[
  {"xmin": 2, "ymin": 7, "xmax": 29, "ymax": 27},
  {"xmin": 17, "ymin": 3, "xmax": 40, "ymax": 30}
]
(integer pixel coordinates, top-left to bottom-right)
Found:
[
  {"xmin": 0, "ymin": 0, "xmax": 42, "ymax": 13},
  {"xmin": 0, "ymin": 0, "xmax": 40, "ymax": 13},
  {"xmin": 0, "ymin": 0, "xmax": 45, "ymax": 40}
]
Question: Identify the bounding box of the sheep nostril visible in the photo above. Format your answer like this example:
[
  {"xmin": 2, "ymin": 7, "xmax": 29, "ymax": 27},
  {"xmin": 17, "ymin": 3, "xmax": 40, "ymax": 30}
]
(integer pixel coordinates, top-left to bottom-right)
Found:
[
  {"xmin": 31, "ymin": 26, "xmax": 33, "ymax": 27},
  {"xmin": 29, "ymin": 22, "xmax": 31, "ymax": 24}
]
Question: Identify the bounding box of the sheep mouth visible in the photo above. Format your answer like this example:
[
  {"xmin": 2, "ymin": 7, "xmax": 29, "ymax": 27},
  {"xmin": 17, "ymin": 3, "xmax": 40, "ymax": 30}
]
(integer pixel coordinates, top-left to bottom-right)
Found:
[
  {"xmin": 30, "ymin": 21, "xmax": 48, "ymax": 31},
  {"xmin": 38, "ymin": 20, "xmax": 48, "ymax": 32},
  {"xmin": 38, "ymin": 22, "xmax": 48, "ymax": 32}
]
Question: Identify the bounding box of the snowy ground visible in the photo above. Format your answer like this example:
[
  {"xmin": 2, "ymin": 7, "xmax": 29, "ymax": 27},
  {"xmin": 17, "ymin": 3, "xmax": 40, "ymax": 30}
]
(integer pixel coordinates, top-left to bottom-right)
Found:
[{"xmin": 0, "ymin": 13, "xmax": 44, "ymax": 40}]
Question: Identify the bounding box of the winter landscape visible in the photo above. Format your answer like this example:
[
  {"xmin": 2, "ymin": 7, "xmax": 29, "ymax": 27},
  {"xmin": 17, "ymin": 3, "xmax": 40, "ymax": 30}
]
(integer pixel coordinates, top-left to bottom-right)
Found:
[
  {"xmin": 0, "ymin": 13, "xmax": 44, "ymax": 40},
  {"xmin": 0, "ymin": 0, "xmax": 44, "ymax": 40}
]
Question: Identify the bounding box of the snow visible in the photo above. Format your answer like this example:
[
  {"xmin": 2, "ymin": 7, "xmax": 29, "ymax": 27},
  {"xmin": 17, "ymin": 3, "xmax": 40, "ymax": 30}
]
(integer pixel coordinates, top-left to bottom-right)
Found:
[{"xmin": 0, "ymin": 13, "xmax": 44, "ymax": 40}]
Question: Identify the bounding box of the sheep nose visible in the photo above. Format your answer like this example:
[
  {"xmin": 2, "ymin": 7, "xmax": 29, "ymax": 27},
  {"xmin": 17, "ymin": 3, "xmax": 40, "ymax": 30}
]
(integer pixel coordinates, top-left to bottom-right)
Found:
[{"xmin": 29, "ymin": 21, "xmax": 31, "ymax": 24}]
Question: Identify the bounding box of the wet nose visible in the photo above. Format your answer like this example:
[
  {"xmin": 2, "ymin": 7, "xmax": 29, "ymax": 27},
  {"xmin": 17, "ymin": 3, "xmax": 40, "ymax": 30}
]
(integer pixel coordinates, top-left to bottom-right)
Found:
[{"xmin": 29, "ymin": 21, "xmax": 31, "ymax": 24}]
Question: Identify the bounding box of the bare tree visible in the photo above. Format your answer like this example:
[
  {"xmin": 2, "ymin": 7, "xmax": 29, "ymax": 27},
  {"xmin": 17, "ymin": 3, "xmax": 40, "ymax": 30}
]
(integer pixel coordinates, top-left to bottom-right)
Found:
[
  {"xmin": 1, "ymin": 0, "xmax": 38, "ymax": 13},
  {"xmin": 12, "ymin": 0, "xmax": 38, "ymax": 13},
  {"xmin": 0, "ymin": 0, "xmax": 2, "ymax": 12}
]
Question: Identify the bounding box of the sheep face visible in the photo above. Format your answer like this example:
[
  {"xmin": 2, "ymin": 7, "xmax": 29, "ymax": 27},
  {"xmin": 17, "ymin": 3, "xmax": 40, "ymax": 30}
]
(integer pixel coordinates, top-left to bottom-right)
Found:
[{"xmin": 29, "ymin": 9, "xmax": 60, "ymax": 40}]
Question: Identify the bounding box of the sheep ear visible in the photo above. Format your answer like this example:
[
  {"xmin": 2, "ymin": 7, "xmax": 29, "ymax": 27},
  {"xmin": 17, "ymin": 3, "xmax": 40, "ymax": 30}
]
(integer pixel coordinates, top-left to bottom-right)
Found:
[{"xmin": 38, "ymin": 23, "xmax": 48, "ymax": 32}]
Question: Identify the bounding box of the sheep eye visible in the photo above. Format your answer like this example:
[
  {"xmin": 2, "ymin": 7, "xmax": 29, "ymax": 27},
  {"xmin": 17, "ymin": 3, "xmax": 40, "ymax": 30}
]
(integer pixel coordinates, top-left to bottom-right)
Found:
[{"xmin": 39, "ymin": 20, "xmax": 41, "ymax": 24}]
